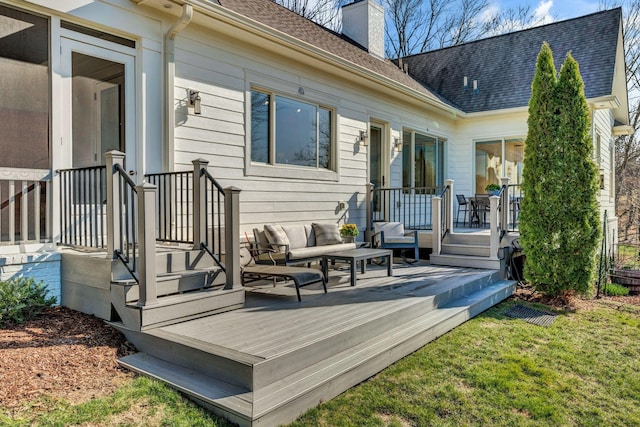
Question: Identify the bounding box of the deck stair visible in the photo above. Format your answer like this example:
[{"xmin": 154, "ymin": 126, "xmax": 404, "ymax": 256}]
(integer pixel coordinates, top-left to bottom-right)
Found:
[
  {"xmin": 430, "ymin": 233, "xmax": 504, "ymax": 270},
  {"xmin": 115, "ymin": 265, "xmax": 515, "ymax": 426},
  {"xmin": 110, "ymin": 247, "xmax": 244, "ymax": 331}
]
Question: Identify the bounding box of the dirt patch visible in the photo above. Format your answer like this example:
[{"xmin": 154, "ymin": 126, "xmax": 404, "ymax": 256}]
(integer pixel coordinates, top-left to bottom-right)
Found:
[
  {"xmin": 0, "ymin": 306, "xmax": 134, "ymax": 415},
  {"xmin": 512, "ymin": 285, "xmax": 640, "ymax": 311}
]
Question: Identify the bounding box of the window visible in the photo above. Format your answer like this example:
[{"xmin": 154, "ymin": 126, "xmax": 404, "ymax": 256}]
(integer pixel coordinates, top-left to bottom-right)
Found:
[
  {"xmin": 0, "ymin": 5, "xmax": 49, "ymax": 169},
  {"xmin": 250, "ymin": 88, "xmax": 333, "ymax": 170},
  {"xmin": 475, "ymin": 138, "xmax": 524, "ymax": 194},
  {"xmin": 402, "ymin": 130, "xmax": 445, "ymax": 189}
]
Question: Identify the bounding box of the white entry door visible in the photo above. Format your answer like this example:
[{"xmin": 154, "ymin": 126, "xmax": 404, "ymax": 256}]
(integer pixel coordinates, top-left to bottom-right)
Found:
[{"xmin": 60, "ymin": 35, "xmax": 136, "ymax": 172}]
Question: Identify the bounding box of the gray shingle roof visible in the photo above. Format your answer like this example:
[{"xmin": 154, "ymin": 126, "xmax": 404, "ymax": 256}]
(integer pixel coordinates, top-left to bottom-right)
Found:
[
  {"xmin": 215, "ymin": 0, "xmax": 443, "ymax": 104},
  {"xmin": 399, "ymin": 8, "xmax": 622, "ymax": 113}
]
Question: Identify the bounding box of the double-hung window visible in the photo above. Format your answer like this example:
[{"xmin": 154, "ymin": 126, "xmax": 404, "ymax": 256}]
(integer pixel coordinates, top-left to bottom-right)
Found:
[{"xmin": 251, "ymin": 88, "xmax": 333, "ymax": 171}]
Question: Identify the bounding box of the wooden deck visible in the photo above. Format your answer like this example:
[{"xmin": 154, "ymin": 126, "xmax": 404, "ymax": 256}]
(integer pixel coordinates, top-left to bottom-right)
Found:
[{"xmin": 115, "ymin": 260, "xmax": 515, "ymax": 427}]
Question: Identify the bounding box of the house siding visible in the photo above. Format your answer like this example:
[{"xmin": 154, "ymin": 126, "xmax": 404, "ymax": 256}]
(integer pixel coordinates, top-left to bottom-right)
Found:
[
  {"xmin": 170, "ymin": 22, "xmax": 454, "ymax": 238},
  {"xmin": 0, "ymin": 253, "xmax": 61, "ymax": 303}
]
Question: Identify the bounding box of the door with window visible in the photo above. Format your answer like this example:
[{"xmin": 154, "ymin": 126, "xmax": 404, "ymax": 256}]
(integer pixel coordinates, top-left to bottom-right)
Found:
[
  {"xmin": 369, "ymin": 124, "xmax": 387, "ymax": 215},
  {"xmin": 61, "ymin": 36, "xmax": 135, "ymax": 171}
]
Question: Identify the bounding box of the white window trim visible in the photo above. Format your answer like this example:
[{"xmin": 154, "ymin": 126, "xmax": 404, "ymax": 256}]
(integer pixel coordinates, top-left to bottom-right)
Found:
[
  {"xmin": 402, "ymin": 128, "xmax": 447, "ymax": 188},
  {"xmin": 244, "ymin": 74, "xmax": 339, "ymax": 181}
]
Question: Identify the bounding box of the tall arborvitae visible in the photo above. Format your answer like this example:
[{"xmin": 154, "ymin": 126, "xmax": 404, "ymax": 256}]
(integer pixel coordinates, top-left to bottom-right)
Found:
[
  {"xmin": 520, "ymin": 42, "xmax": 560, "ymax": 292},
  {"xmin": 520, "ymin": 44, "xmax": 601, "ymax": 296},
  {"xmin": 553, "ymin": 52, "xmax": 600, "ymax": 294}
]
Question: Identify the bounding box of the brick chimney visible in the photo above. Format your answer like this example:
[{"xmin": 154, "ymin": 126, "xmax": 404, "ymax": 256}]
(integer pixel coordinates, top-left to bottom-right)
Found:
[{"xmin": 342, "ymin": 0, "xmax": 385, "ymax": 59}]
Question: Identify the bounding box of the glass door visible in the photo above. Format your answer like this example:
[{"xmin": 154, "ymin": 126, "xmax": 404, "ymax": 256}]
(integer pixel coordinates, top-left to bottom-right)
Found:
[
  {"xmin": 369, "ymin": 124, "xmax": 386, "ymax": 215},
  {"xmin": 61, "ymin": 37, "xmax": 135, "ymax": 171}
]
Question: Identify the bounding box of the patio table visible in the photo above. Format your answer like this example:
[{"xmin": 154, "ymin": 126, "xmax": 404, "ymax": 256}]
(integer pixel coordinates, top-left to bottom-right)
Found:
[{"xmin": 322, "ymin": 248, "xmax": 393, "ymax": 287}]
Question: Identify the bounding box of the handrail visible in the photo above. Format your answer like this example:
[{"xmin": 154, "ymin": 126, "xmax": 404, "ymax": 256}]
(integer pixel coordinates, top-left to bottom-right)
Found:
[
  {"xmin": 58, "ymin": 165, "xmax": 106, "ymax": 248},
  {"xmin": 144, "ymin": 170, "xmax": 193, "ymax": 244},
  {"xmin": 440, "ymin": 184, "xmax": 450, "ymax": 241},
  {"xmin": 371, "ymin": 185, "xmax": 444, "ymax": 230},
  {"xmin": 201, "ymin": 168, "xmax": 226, "ymax": 272},
  {"xmin": 113, "ymin": 163, "xmax": 139, "ymax": 283}
]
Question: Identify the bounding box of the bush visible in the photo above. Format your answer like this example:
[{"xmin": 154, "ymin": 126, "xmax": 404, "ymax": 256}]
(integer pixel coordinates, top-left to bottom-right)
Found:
[
  {"xmin": 0, "ymin": 278, "xmax": 56, "ymax": 327},
  {"xmin": 603, "ymin": 282, "xmax": 630, "ymax": 297}
]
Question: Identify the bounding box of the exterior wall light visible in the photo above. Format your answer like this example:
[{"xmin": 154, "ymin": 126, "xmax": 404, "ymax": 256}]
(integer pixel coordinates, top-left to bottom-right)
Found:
[
  {"xmin": 394, "ymin": 137, "xmax": 402, "ymax": 152},
  {"xmin": 189, "ymin": 90, "xmax": 201, "ymax": 115},
  {"xmin": 358, "ymin": 130, "xmax": 368, "ymax": 145}
]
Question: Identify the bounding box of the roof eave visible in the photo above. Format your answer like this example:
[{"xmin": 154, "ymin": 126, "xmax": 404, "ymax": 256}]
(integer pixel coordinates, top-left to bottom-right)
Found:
[{"xmin": 132, "ymin": 0, "xmax": 464, "ymax": 117}]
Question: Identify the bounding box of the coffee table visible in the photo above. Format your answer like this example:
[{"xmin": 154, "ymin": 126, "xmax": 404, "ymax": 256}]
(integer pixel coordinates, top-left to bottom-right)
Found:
[{"xmin": 322, "ymin": 248, "xmax": 393, "ymax": 287}]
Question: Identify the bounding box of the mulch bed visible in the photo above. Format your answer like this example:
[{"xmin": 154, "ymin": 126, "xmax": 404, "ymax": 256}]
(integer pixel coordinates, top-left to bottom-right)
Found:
[{"xmin": 0, "ymin": 306, "xmax": 134, "ymax": 415}]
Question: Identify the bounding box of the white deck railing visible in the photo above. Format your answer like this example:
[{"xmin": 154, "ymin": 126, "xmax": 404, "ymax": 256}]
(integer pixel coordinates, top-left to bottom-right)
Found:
[{"xmin": 0, "ymin": 168, "xmax": 51, "ymax": 245}]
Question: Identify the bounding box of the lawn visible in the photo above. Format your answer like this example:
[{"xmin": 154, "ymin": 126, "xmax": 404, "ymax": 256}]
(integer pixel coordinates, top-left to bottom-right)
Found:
[{"xmin": 3, "ymin": 298, "xmax": 640, "ymax": 426}]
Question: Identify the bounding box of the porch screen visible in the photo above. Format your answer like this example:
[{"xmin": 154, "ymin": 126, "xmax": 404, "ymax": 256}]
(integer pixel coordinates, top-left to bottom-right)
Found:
[{"xmin": 0, "ymin": 6, "xmax": 49, "ymax": 169}]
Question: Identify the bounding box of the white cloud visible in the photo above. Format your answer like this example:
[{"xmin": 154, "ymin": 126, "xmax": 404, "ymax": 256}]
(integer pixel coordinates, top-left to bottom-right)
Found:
[{"xmin": 533, "ymin": 0, "xmax": 554, "ymax": 24}]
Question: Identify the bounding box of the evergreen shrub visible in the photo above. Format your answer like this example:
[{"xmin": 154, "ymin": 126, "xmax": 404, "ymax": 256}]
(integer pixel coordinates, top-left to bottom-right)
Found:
[{"xmin": 0, "ymin": 277, "xmax": 56, "ymax": 327}]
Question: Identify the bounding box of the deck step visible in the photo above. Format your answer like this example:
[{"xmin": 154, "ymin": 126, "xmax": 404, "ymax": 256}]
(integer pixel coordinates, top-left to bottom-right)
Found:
[
  {"xmin": 251, "ymin": 280, "xmax": 515, "ymax": 423},
  {"xmin": 112, "ymin": 286, "xmax": 245, "ymax": 330},
  {"xmin": 441, "ymin": 243, "xmax": 490, "ymax": 257},
  {"xmin": 117, "ymin": 269, "xmax": 502, "ymax": 389},
  {"xmin": 430, "ymin": 253, "xmax": 502, "ymax": 270},
  {"xmin": 117, "ymin": 280, "xmax": 515, "ymax": 427},
  {"xmin": 118, "ymin": 352, "xmax": 253, "ymax": 426},
  {"xmin": 443, "ymin": 233, "xmax": 491, "ymax": 245},
  {"xmin": 113, "ymin": 267, "xmax": 227, "ymax": 302}
]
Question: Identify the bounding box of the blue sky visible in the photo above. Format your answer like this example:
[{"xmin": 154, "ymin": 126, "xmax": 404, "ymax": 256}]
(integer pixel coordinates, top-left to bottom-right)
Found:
[{"xmin": 491, "ymin": 0, "xmax": 602, "ymax": 22}]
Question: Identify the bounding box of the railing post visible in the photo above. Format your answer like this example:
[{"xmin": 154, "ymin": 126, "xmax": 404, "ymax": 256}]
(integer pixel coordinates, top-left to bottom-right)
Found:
[
  {"xmin": 365, "ymin": 182, "xmax": 374, "ymax": 244},
  {"xmin": 501, "ymin": 177, "xmax": 510, "ymax": 232},
  {"xmin": 432, "ymin": 196, "xmax": 442, "ymax": 255},
  {"xmin": 192, "ymin": 158, "xmax": 209, "ymax": 250},
  {"xmin": 445, "ymin": 179, "xmax": 454, "ymax": 233},
  {"xmin": 224, "ymin": 186, "xmax": 241, "ymax": 290},
  {"xmin": 105, "ymin": 150, "xmax": 125, "ymax": 258},
  {"xmin": 489, "ymin": 195, "xmax": 500, "ymax": 260},
  {"xmin": 136, "ymin": 183, "xmax": 158, "ymax": 306}
]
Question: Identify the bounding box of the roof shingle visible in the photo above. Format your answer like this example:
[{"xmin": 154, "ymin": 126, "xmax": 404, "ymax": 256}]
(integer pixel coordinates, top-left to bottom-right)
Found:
[{"xmin": 399, "ymin": 8, "xmax": 622, "ymax": 113}]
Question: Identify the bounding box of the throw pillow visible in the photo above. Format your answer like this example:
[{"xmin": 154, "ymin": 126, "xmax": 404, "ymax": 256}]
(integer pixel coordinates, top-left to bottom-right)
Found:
[
  {"xmin": 312, "ymin": 223, "xmax": 342, "ymax": 246},
  {"xmin": 264, "ymin": 224, "xmax": 290, "ymax": 252}
]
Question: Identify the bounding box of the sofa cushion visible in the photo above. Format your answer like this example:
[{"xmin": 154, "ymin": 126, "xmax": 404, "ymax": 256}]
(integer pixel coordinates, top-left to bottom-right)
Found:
[
  {"xmin": 312, "ymin": 223, "xmax": 342, "ymax": 246},
  {"xmin": 304, "ymin": 224, "xmax": 316, "ymax": 247},
  {"xmin": 288, "ymin": 243, "xmax": 356, "ymax": 260},
  {"xmin": 282, "ymin": 225, "xmax": 309, "ymax": 250},
  {"xmin": 264, "ymin": 224, "xmax": 290, "ymax": 252}
]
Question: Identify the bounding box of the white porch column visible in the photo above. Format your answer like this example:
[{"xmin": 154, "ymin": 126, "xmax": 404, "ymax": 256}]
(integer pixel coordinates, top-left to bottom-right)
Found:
[
  {"xmin": 105, "ymin": 150, "xmax": 125, "ymax": 258},
  {"xmin": 445, "ymin": 179, "xmax": 454, "ymax": 233},
  {"xmin": 432, "ymin": 196, "xmax": 442, "ymax": 256},
  {"xmin": 489, "ymin": 195, "xmax": 500, "ymax": 260}
]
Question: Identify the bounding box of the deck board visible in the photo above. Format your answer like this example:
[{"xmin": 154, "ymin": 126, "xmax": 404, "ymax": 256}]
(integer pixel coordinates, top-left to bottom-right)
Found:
[{"xmin": 160, "ymin": 262, "xmax": 496, "ymax": 359}]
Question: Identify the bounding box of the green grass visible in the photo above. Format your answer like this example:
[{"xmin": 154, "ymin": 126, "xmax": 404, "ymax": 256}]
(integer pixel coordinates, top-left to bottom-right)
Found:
[{"xmin": 3, "ymin": 299, "xmax": 640, "ymax": 426}]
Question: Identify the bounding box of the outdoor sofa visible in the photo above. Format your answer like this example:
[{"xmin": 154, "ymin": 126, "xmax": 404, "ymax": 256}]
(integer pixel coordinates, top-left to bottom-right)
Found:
[{"xmin": 252, "ymin": 223, "xmax": 356, "ymax": 266}]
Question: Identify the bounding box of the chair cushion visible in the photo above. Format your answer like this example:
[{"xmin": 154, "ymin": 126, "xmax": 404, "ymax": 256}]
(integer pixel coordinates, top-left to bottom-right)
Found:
[
  {"xmin": 374, "ymin": 222, "xmax": 405, "ymax": 238},
  {"xmin": 312, "ymin": 223, "xmax": 342, "ymax": 246},
  {"xmin": 264, "ymin": 224, "xmax": 290, "ymax": 252},
  {"xmin": 282, "ymin": 225, "xmax": 309, "ymax": 249},
  {"xmin": 383, "ymin": 236, "xmax": 416, "ymax": 244}
]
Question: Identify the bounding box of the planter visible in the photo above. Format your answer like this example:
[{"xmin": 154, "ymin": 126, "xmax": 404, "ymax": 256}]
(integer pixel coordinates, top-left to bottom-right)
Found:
[
  {"xmin": 609, "ymin": 268, "xmax": 640, "ymax": 294},
  {"xmin": 341, "ymin": 235, "xmax": 356, "ymax": 244},
  {"xmin": 487, "ymin": 190, "xmax": 500, "ymax": 196}
]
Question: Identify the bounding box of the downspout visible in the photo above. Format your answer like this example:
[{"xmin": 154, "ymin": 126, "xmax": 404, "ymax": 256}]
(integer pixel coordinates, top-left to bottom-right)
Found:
[{"xmin": 164, "ymin": 4, "xmax": 193, "ymax": 171}]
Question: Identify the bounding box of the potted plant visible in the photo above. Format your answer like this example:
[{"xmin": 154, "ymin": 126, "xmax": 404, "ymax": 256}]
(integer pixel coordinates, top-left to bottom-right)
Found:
[
  {"xmin": 340, "ymin": 223, "xmax": 359, "ymax": 243},
  {"xmin": 485, "ymin": 183, "xmax": 501, "ymax": 196}
]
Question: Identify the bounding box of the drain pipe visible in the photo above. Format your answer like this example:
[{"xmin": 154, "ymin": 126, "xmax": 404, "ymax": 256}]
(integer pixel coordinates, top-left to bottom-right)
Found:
[{"xmin": 164, "ymin": 4, "xmax": 193, "ymax": 171}]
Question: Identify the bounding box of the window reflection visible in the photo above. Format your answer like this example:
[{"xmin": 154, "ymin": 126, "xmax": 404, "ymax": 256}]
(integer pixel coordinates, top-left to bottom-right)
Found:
[{"xmin": 250, "ymin": 89, "xmax": 333, "ymax": 170}]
